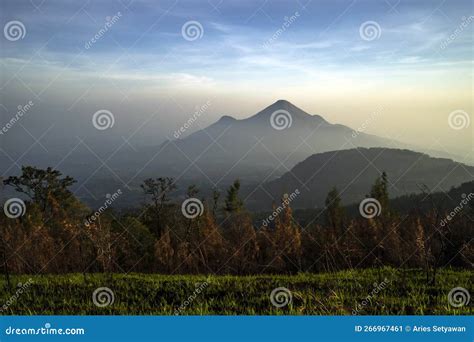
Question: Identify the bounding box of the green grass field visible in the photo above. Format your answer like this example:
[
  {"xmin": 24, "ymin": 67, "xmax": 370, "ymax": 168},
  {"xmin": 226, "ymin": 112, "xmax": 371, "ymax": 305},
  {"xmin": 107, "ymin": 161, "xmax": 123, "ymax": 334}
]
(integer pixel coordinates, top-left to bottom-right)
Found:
[{"xmin": 0, "ymin": 268, "xmax": 471, "ymax": 315}]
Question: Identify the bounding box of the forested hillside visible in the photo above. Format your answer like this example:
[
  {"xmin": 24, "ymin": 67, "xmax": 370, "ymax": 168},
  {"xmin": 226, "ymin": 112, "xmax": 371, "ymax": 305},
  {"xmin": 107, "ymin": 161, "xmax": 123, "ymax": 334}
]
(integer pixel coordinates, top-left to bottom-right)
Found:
[{"xmin": 1, "ymin": 166, "xmax": 472, "ymax": 282}]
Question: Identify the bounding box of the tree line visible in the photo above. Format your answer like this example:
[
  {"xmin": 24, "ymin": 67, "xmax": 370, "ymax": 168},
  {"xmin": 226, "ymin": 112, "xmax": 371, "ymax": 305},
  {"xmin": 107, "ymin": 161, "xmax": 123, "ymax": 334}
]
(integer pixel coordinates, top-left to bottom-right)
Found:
[{"xmin": 0, "ymin": 166, "xmax": 472, "ymax": 286}]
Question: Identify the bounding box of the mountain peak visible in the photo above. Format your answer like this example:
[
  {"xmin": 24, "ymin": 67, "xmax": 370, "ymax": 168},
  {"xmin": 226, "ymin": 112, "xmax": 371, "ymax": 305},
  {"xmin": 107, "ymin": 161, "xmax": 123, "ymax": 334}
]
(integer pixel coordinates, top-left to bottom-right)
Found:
[
  {"xmin": 245, "ymin": 100, "xmax": 326, "ymax": 124},
  {"xmin": 216, "ymin": 115, "xmax": 236, "ymax": 124},
  {"xmin": 274, "ymin": 99, "xmax": 292, "ymax": 106},
  {"xmin": 269, "ymin": 99, "xmax": 305, "ymax": 112}
]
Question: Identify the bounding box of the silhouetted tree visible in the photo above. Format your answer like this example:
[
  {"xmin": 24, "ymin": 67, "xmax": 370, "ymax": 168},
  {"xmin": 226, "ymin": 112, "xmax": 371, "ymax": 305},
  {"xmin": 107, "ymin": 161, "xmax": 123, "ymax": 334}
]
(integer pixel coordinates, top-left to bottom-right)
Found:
[
  {"xmin": 370, "ymin": 171, "xmax": 390, "ymax": 215},
  {"xmin": 155, "ymin": 227, "xmax": 175, "ymax": 273},
  {"xmin": 211, "ymin": 188, "xmax": 220, "ymax": 219},
  {"xmin": 1, "ymin": 166, "xmax": 472, "ymax": 276},
  {"xmin": 325, "ymin": 187, "xmax": 345, "ymax": 234},
  {"xmin": 141, "ymin": 177, "xmax": 176, "ymax": 237},
  {"xmin": 4, "ymin": 166, "xmax": 76, "ymax": 220},
  {"xmin": 224, "ymin": 180, "xmax": 243, "ymax": 214}
]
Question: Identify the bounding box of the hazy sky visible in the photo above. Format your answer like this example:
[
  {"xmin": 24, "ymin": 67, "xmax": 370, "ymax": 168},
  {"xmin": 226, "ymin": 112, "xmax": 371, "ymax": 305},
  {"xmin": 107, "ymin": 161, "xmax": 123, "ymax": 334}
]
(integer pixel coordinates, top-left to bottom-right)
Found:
[{"xmin": 1, "ymin": 0, "xmax": 472, "ymax": 160}]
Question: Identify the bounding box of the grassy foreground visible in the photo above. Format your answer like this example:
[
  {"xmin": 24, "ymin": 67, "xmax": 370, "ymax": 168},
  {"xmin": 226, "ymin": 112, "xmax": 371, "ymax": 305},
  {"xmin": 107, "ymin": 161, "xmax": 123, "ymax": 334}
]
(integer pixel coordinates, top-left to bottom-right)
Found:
[{"xmin": 0, "ymin": 268, "xmax": 471, "ymax": 315}]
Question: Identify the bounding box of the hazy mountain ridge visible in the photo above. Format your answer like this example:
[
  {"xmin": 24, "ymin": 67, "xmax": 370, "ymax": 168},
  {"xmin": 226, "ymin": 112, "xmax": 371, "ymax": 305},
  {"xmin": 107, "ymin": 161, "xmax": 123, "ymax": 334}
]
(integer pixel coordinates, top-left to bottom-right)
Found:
[
  {"xmin": 146, "ymin": 100, "xmax": 402, "ymax": 182},
  {"xmin": 1, "ymin": 100, "xmax": 471, "ymax": 209},
  {"xmin": 246, "ymin": 147, "xmax": 474, "ymax": 210}
]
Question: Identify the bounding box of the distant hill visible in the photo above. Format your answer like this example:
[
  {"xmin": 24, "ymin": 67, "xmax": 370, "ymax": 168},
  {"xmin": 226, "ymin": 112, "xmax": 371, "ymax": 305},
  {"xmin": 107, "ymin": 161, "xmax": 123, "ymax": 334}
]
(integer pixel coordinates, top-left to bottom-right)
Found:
[
  {"xmin": 252, "ymin": 180, "xmax": 474, "ymax": 227},
  {"xmin": 246, "ymin": 148, "xmax": 474, "ymax": 210}
]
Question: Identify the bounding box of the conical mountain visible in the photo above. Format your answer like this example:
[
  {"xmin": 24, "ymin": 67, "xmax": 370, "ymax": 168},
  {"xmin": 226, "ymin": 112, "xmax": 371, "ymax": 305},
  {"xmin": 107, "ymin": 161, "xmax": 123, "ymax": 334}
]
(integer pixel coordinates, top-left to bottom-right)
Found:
[
  {"xmin": 142, "ymin": 100, "xmax": 401, "ymax": 182},
  {"xmin": 243, "ymin": 99, "xmax": 325, "ymax": 122}
]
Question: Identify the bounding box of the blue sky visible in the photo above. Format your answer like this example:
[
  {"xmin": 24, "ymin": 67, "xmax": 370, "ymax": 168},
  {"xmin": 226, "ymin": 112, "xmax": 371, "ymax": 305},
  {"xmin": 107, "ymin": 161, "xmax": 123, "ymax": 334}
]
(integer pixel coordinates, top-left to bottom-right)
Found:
[
  {"xmin": 0, "ymin": 0, "xmax": 472, "ymax": 157},
  {"xmin": 2, "ymin": 0, "xmax": 472, "ymax": 79}
]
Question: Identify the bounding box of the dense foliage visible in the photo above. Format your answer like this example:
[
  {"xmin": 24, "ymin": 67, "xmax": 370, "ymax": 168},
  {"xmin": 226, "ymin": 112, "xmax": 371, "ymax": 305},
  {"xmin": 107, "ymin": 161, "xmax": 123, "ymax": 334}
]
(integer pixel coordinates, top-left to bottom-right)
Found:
[{"xmin": 0, "ymin": 167, "xmax": 472, "ymax": 284}]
